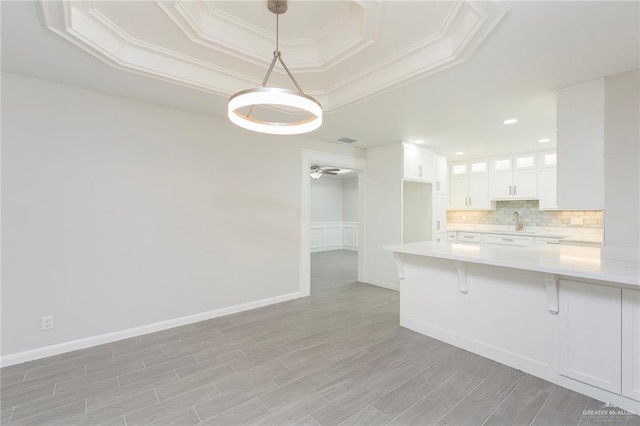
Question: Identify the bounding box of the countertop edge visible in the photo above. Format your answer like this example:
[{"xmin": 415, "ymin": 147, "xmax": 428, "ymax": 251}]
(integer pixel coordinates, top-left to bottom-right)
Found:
[{"xmin": 384, "ymin": 242, "xmax": 639, "ymax": 288}]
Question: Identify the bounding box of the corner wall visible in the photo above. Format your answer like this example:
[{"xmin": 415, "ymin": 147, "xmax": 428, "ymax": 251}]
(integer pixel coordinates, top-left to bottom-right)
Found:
[
  {"xmin": 363, "ymin": 143, "xmax": 402, "ymax": 290},
  {"xmin": 0, "ymin": 72, "xmax": 364, "ymax": 362},
  {"xmin": 603, "ymin": 68, "xmax": 640, "ymax": 261}
]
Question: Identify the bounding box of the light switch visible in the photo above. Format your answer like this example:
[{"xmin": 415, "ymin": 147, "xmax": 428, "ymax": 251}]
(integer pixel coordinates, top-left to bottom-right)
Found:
[{"xmin": 287, "ymin": 209, "xmax": 296, "ymax": 217}]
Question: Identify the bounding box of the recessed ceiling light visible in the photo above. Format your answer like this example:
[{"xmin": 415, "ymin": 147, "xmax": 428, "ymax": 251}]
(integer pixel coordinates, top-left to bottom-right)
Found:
[
  {"xmin": 538, "ymin": 138, "xmax": 551, "ymax": 143},
  {"xmin": 503, "ymin": 119, "xmax": 518, "ymax": 125},
  {"xmin": 455, "ymin": 151, "xmax": 464, "ymax": 155}
]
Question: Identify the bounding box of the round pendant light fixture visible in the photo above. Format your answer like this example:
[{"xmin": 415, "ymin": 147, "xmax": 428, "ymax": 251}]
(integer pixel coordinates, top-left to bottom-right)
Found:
[{"xmin": 228, "ymin": 0, "xmax": 322, "ymax": 135}]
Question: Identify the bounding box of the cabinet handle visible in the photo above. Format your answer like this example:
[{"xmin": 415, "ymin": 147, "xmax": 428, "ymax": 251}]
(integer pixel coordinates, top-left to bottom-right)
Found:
[
  {"xmin": 436, "ymin": 181, "xmax": 440, "ymax": 191},
  {"xmin": 514, "ymin": 185, "xmax": 517, "ymax": 195},
  {"xmin": 468, "ymin": 197, "xmax": 471, "ymax": 206},
  {"xmin": 463, "ymin": 235, "xmax": 474, "ymax": 239},
  {"xmin": 436, "ymin": 220, "xmax": 441, "ymax": 230},
  {"xmin": 509, "ymin": 185, "xmax": 512, "ymax": 195},
  {"xmin": 502, "ymin": 238, "xmax": 514, "ymax": 242},
  {"xmin": 418, "ymin": 165, "xmax": 423, "ymax": 177}
]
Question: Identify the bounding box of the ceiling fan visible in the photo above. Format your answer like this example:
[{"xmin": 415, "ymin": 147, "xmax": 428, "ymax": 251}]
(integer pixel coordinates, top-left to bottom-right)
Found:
[{"xmin": 310, "ymin": 165, "xmax": 341, "ymax": 179}]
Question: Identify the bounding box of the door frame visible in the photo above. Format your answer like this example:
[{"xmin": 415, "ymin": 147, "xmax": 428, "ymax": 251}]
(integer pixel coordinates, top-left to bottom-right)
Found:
[{"xmin": 300, "ymin": 149, "xmax": 366, "ymax": 297}]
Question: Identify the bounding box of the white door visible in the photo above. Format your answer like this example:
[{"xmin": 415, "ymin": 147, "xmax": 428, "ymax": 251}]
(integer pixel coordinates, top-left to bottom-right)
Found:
[
  {"xmin": 513, "ymin": 169, "xmax": 538, "ymax": 199},
  {"xmin": 449, "ymin": 175, "xmax": 468, "ymax": 209},
  {"xmin": 539, "ymin": 167, "xmax": 558, "ymax": 209},
  {"xmin": 468, "ymin": 173, "xmax": 490, "ymax": 209},
  {"xmin": 490, "ymin": 171, "xmax": 512, "ymax": 199},
  {"xmin": 559, "ymin": 280, "xmax": 622, "ymax": 393},
  {"xmin": 622, "ymin": 289, "xmax": 640, "ymax": 401}
]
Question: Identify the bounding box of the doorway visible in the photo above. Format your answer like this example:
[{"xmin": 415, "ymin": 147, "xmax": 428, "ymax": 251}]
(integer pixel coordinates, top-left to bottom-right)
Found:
[
  {"xmin": 309, "ymin": 167, "xmax": 358, "ymax": 294},
  {"xmin": 299, "ymin": 150, "xmax": 366, "ymax": 298}
]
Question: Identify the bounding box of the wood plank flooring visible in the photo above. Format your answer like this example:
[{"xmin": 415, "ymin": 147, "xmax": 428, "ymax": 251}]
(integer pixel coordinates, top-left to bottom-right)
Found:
[{"xmin": 1, "ymin": 250, "xmax": 638, "ymax": 425}]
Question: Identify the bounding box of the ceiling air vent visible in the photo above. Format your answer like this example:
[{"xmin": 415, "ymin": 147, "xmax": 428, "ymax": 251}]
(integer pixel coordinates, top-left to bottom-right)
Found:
[{"xmin": 337, "ymin": 137, "xmax": 358, "ymax": 144}]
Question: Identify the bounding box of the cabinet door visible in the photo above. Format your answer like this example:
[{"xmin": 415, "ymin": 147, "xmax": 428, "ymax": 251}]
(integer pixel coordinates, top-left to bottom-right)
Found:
[
  {"xmin": 489, "ymin": 171, "xmax": 512, "ymax": 199},
  {"xmin": 433, "ymin": 195, "xmax": 447, "ymax": 233},
  {"xmin": 622, "ymin": 289, "xmax": 640, "ymax": 401},
  {"xmin": 434, "ymin": 155, "xmax": 448, "ymax": 195},
  {"xmin": 559, "ymin": 280, "xmax": 621, "ymax": 393},
  {"xmin": 403, "ymin": 145, "xmax": 421, "ymax": 180},
  {"xmin": 418, "ymin": 149, "xmax": 435, "ymax": 182},
  {"xmin": 513, "ymin": 169, "xmax": 538, "ymax": 198},
  {"xmin": 432, "ymin": 232, "xmax": 447, "ymax": 243},
  {"xmin": 539, "ymin": 167, "xmax": 558, "ymax": 210},
  {"xmin": 468, "ymin": 173, "xmax": 490, "ymax": 209},
  {"xmin": 449, "ymin": 175, "xmax": 468, "ymax": 209}
]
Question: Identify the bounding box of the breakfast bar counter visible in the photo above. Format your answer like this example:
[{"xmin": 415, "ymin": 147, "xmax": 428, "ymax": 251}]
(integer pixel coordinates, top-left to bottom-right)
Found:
[{"xmin": 384, "ymin": 242, "xmax": 640, "ymax": 413}]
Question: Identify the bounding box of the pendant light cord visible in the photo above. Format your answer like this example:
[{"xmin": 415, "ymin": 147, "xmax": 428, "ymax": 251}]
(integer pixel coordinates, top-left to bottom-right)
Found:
[{"xmin": 248, "ymin": 1, "xmax": 308, "ymax": 118}]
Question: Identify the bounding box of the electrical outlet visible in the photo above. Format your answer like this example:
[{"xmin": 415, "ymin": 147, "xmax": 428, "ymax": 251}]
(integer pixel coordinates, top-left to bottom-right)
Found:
[
  {"xmin": 570, "ymin": 217, "xmax": 584, "ymax": 226},
  {"xmin": 41, "ymin": 315, "xmax": 54, "ymax": 331}
]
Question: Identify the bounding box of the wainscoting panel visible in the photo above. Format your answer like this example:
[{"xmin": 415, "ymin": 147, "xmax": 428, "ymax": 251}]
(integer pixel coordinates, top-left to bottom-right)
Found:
[{"xmin": 311, "ymin": 222, "xmax": 359, "ymax": 252}]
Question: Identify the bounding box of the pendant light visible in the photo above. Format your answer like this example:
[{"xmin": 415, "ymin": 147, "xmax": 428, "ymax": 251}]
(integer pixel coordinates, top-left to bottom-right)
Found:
[{"xmin": 228, "ymin": 0, "xmax": 322, "ymax": 135}]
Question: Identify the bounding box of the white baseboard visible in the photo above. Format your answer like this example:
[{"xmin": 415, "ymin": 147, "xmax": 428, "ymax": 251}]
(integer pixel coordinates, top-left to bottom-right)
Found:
[
  {"xmin": 1, "ymin": 292, "xmax": 300, "ymax": 367},
  {"xmin": 364, "ymin": 279, "xmax": 399, "ymax": 291}
]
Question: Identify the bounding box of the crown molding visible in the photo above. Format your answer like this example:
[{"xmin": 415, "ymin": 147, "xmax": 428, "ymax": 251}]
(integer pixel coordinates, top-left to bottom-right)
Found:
[{"xmin": 36, "ymin": 1, "xmax": 509, "ymax": 113}]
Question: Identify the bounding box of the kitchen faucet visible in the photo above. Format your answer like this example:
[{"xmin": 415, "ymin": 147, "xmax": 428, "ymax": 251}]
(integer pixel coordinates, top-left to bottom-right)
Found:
[{"xmin": 513, "ymin": 211, "xmax": 523, "ymax": 231}]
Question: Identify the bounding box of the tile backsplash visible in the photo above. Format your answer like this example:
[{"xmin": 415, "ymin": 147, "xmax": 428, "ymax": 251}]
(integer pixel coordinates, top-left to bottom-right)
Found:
[{"xmin": 447, "ymin": 200, "xmax": 603, "ymax": 229}]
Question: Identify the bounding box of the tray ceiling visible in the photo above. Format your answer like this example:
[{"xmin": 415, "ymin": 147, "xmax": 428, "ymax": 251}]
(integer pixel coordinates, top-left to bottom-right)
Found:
[{"xmin": 37, "ymin": 0, "xmax": 510, "ymax": 112}]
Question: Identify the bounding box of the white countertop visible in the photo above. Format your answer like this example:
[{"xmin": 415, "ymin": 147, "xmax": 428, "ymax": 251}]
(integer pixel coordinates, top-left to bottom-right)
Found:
[
  {"xmin": 384, "ymin": 241, "xmax": 639, "ymax": 287},
  {"xmin": 447, "ymin": 224, "xmax": 603, "ymax": 244}
]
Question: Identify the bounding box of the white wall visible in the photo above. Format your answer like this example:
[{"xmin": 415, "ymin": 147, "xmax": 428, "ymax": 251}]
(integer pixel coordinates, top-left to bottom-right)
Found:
[
  {"xmin": 342, "ymin": 177, "xmax": 358, "ymax": 222},
  {"xmin": 603, "ymin": 68, "xmax": 640, "ymax": 261},
  {"xmin": 364, "ymin": 143, "xmax": 402, "ymax": 290},
  {"xmin": 0, "ymin": 72, "xmax": 364, "ymax": 360},
  {"xmin": 310, "ymin": 177, "xmax": 343, "ymax": 222}
]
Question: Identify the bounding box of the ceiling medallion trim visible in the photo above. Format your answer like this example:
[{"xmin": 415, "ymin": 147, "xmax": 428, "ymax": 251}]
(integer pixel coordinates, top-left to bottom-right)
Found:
[
  {"xmin": 159, "ymin": 0, "xmax": 377, "ymax": 71},
  {"xmin": 36, "ymin": 0, "xmax": 510, "ymax": 113}
]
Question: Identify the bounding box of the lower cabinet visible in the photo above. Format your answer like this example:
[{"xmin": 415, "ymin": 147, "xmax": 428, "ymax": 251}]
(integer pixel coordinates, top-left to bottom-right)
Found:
[
  {"xmin": 559, "ymin": 280, "xmax": 621, "ymax": 393},
  {"xmin": 433, "ymin": 232, "xmax": 447, "ymax": 243},
  {"xmin": 483, "ymin": 234, "xmax": 534, "ymax": 246},
  {"xmin": 622, "ymin": 289, "xmax": 640, "ymax": 401}
]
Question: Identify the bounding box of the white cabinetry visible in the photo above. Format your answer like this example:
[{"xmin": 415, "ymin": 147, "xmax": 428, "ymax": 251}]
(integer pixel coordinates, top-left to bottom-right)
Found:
[
  {"xmin": 403, "ymin": 143, "xmax": 435, "ymax": 182},
  {"xmin": 622, "ymin": 289, "xmax": 640, "ymax": 401},
  {"xmin": 538, "ymin": 151, "xmax": 558, "ymax": 210},
  {"xmin": 434, "ymin": 154, "xmax": 448, "ymax": 195},
  {"xmin": 559, "ymin": 280, "xmax": 621, "ymax": 393},
  {"xmin": 483, "ymin": 234, "xmax": 534, "ymax": 246},
  {"xmin": 432, "ymin": 195, "xmax": 447, "ymax": 235},
  {"xmin": 534, "ymin": 236, "xmax": 563, "ymax": 245},
  {"xmin": 402, "ymin": 145, "xmax": 448, "ymax": 244},
  {"xmin": 489, "ymin": 153, "xmax": 538, "ymax": 200},
  {"xmin": 557, "ymin": 79, "xmax": 604, "ymax": 210},
  {"xmin": 457, "ymin": 232, "xmax": 482, "ymax": 243},
  {"xmin": 449, "ymin": 160, "xmax": 491, "ymax": 210}
]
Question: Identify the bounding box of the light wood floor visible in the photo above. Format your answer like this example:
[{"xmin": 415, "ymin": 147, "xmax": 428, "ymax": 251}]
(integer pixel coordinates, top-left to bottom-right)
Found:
[{"xmin": 1, "ymin": 250, "xmax": 638, "ymax": 425}]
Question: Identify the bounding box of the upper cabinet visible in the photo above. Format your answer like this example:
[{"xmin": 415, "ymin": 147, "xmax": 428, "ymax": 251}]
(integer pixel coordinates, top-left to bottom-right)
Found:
[
  {"xmin": 557, "ymin": 79, "xmax": 604, "ymax": 210},
  {"xmin": 434, "ymin": 154, "xmax": 448, "ymax": 195},
  {"xmin": 538, "ymin": 151, "xmax": 558, "ymax": 210},
  {"xmin": 403, "ymin": 143, "xmax": 435, "ymax": 182},
  {"xmin": 402, "ymin": 143, "xmax": 449, "ymax": 243},
  {"xmin": 449, "ymin": 159, "xmax": 492, "ymax": 210},
  {"xmin": 489, "ymin": 153, "xmax": 538, "ymax": 200}
]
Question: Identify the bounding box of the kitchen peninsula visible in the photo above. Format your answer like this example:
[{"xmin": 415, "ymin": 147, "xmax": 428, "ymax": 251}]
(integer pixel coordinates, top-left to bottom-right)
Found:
[{"xmin": 384, "ymin": 241, "xmax": 640, "ymax": 413}]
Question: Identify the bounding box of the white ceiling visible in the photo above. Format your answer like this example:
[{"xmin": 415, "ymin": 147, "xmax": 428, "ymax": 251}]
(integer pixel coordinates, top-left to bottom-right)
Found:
[{"xmin": 2, "ymin": 1, "xmax": 639, "ymax": 160}]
